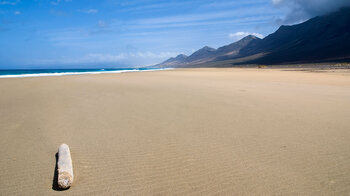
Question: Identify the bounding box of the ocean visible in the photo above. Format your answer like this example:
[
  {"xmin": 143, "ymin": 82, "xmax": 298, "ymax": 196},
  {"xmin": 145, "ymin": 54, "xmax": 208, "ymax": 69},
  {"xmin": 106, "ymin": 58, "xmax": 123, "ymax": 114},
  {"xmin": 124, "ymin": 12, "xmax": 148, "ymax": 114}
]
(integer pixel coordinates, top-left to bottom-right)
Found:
[{"xmin": 0, "ymin": 68, "xmax": 169, "ymax": 78}]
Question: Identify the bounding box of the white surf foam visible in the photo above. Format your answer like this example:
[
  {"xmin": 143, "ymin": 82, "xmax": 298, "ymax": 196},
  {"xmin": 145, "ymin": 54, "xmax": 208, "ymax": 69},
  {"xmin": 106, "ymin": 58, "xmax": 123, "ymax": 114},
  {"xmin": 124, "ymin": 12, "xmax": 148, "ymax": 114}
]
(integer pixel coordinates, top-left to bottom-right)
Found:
[{"xmin": 0, "ymin": 68, "xmax": 173, "ymax": 78}]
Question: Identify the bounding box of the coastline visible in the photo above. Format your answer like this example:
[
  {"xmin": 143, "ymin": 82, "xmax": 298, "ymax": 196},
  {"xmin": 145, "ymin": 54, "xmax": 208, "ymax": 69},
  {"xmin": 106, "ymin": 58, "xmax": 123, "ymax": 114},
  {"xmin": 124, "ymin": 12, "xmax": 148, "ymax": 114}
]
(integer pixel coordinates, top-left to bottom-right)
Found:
[
  {"xmin": 0, "ymin": 68, "xmax": 349, "ymax": 195},
  {"xmin": 0, "ymin": 68, "xmax": 173, "ymax": 78}
]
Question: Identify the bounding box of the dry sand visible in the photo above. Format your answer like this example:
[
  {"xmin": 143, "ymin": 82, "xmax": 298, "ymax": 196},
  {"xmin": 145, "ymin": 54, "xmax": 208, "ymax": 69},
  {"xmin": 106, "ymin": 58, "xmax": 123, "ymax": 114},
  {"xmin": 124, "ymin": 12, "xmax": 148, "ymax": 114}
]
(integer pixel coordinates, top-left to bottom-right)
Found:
[{"xmin": 0, "ymin": 68, "xmax": 349, "ymax": 195}]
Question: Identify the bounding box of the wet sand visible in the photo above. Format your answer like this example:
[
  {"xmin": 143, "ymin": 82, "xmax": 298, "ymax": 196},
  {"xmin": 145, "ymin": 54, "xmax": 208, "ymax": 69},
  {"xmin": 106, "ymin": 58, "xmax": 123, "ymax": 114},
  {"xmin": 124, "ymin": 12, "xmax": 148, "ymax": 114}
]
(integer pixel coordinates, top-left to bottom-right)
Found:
[{"xmin": 0, "ymin": 68, "xmax": 349, "ymax": 195}]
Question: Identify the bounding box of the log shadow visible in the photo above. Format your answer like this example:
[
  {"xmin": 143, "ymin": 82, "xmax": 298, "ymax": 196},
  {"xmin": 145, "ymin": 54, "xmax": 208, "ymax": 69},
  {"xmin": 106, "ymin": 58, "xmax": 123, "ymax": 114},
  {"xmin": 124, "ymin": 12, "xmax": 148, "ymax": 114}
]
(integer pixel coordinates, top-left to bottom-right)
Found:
[{"xmin": 52, "ymin": 152, "xmax": 70, "ymax": 191}]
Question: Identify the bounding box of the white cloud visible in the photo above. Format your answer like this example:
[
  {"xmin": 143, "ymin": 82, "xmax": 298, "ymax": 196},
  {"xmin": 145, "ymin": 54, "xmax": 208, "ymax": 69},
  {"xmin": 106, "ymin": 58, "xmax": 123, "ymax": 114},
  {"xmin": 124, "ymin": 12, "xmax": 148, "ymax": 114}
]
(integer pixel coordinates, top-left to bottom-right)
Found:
[
  {"xmin": 229, "ymin": 32, "xmax": 264, "ymax": 40},
  {"xmin": 51, "ymin": 0, "xmax": 72, "ymax": 6},
  {"xmin": 83, "ymin": 53, "xmax": 126, "ymax": 62},
  {"xmin": 97, "ymin": 20, "xmax": 107, "ymax": 28},
  {"xmin": 128, "ymin": 6, "xmax": 277, "ymax": 31},
  {"xmin": 86, "ymin": 9, "xmax": 98, "ymax": 14},
  {"xmin": 271, "ymin": 0, "xmax": 282, "ymax": 5},
  {"xmin": 34, "ymin": 52, "xmax": 180, "ymax": 65},
  {"xmin": 51, "ymin": 0, "xmax": 60, "ymax": 5},
  {"xmin": 14, "ymin": 11, "xmax": 20, "ymax": 15},
  {"xmin": 82, "ymin": 52, "xmax": 179, "ymax": 63},
  {"xmin": 79, "ymin": 9, "xmax": 98, "ymax": 14},
  {"xmin": 139, "ymin": 9, "xmax": 256, "ymax": 25},
  {"xmin": 0, "ymin": 0, "xmax": 18, "ymax": 5}
]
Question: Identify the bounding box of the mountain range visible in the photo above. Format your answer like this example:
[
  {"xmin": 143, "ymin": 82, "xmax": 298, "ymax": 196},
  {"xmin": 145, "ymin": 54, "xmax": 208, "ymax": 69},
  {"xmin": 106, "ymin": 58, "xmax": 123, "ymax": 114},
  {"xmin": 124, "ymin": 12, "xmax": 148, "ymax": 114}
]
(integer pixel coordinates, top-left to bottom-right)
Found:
[{"xmin": 154, "ymin": 7, "xmax": 350, "ymax": 68}]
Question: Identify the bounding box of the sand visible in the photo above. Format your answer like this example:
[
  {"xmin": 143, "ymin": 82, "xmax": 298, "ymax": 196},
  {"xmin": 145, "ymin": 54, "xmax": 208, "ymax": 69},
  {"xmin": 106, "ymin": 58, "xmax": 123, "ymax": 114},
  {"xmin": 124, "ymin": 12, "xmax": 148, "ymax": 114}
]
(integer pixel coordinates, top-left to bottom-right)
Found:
[{"xmin": 0, "ymin": 68, "xmax": 349, "ymax": 195}]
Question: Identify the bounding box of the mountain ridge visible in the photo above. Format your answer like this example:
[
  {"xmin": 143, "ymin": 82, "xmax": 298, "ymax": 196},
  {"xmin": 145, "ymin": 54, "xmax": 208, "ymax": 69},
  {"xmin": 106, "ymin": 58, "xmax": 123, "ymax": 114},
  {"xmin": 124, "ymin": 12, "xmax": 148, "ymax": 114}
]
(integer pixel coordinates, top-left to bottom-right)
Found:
[
  {"xmin": 154, "ymin": 7, "xmax": 350, "ymax": 68},
  {"xmin": 154, "ymin": 35, "xmax": 260, "ymax": 68}
]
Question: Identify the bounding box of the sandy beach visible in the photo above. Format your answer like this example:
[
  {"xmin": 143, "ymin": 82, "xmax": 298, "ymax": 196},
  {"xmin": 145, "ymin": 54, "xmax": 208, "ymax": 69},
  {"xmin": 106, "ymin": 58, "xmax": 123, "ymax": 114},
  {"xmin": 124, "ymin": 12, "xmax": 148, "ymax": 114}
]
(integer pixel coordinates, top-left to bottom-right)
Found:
[{"xmin": 0, "ymin": 68, "xmax": 349, "ymax": 195}]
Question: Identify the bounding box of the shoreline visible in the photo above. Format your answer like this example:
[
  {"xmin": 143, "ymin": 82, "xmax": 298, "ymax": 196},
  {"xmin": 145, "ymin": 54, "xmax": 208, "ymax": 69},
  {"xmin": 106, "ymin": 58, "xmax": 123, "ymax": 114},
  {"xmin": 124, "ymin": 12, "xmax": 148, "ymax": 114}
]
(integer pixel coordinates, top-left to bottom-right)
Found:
[
  {"xmin": 1, "ymin": 62, "xmax": 350, "ymax": 79},
  {"xmin": 0, "ymin": 68, "xmax": 173, "ymax": 79}
]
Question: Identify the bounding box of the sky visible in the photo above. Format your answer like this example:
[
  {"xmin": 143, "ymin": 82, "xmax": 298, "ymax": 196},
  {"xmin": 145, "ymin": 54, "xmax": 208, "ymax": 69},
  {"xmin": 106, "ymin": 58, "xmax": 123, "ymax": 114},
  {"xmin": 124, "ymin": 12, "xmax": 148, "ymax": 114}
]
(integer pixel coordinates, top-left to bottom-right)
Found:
[{"xmin": 0, "ymin": 0, "xmax": 349, "ymax": 69}]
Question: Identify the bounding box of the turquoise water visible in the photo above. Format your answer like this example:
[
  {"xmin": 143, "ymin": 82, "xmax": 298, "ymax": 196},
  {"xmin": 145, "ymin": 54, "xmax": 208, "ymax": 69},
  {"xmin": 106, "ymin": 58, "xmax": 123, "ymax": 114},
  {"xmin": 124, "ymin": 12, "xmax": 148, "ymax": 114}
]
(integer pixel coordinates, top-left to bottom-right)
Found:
[{"xmin": 0, "ymin": 68, "xmax": 167, "ymax": 78}]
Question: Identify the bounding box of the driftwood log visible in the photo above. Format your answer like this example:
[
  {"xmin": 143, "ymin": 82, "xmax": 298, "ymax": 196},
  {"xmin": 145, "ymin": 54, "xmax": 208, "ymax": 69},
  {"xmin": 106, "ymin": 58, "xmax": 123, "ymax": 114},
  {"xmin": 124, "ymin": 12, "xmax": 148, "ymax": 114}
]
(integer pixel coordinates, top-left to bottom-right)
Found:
[{"xmin": 57, "ymin": 144, "xmax": 74, "ymax": 189}]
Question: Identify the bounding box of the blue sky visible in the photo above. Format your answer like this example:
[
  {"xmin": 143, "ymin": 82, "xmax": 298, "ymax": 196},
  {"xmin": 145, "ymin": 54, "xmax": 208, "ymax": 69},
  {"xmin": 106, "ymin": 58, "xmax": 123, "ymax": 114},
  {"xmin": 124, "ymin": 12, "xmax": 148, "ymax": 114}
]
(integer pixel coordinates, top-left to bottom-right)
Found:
[{"xmin": 0, "ymin": 0, "xmax": 347, "ymax": 68}]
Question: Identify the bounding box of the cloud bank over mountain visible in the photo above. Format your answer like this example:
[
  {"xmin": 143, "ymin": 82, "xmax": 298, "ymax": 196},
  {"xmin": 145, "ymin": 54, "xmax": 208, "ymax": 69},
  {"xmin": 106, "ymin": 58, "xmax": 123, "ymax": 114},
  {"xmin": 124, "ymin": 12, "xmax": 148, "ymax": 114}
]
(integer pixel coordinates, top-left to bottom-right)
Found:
[{"xmin": 272, "ymin": 0, "xmax": 350, "ymax": 24}]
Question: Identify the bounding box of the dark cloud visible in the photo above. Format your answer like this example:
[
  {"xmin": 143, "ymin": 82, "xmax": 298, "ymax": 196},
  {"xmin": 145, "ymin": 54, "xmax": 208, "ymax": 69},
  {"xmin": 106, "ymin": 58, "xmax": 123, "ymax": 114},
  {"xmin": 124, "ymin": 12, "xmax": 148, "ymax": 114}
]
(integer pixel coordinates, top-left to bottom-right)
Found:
[{"xmin": 272, "ymin": 0, "xmax": 350, "ymax": 24}]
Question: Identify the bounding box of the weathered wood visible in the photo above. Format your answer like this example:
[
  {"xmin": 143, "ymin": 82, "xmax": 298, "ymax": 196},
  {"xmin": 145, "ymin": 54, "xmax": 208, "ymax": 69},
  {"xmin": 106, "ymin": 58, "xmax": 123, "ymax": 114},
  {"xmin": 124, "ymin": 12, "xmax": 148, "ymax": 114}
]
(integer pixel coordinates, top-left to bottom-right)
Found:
[{"xmin": 57, "ymin": 144, "xmax": 74, "ymax": 189}]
